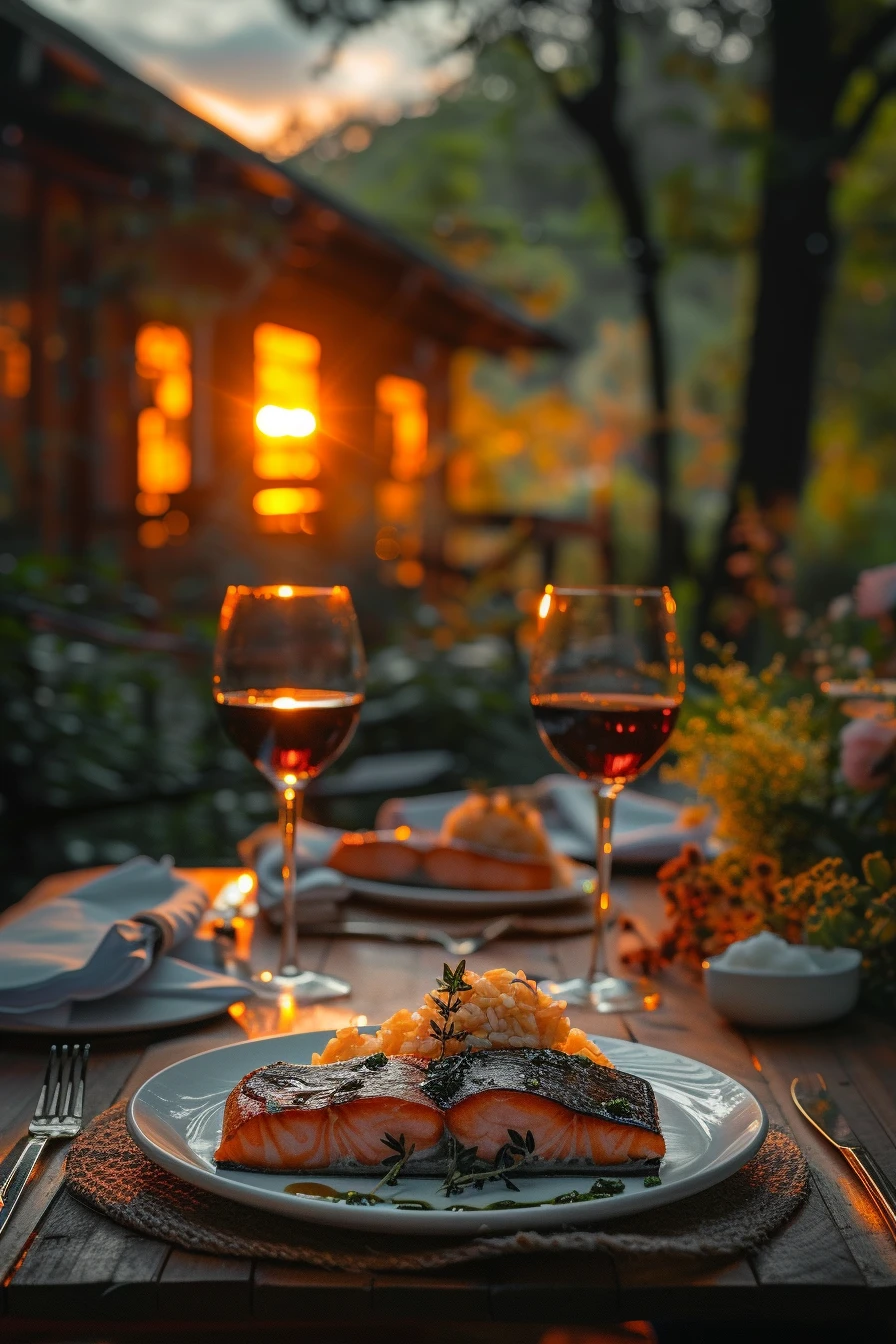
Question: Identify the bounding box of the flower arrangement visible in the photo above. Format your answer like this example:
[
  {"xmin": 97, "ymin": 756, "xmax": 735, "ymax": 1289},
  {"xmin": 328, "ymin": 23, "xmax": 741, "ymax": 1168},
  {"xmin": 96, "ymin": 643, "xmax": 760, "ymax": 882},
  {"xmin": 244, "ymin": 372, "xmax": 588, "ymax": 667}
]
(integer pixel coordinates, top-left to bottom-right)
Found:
[
  {"xmin": 653, "ymin": 562, "xmax": 896, "ymax": 1014},
  {"xmin": 664, "ymin": 562, "xmax": 896, "ymax": 873},
  {"xmin": 656, "ymin": 845, "xmax": 896, "ymax": 1015}
]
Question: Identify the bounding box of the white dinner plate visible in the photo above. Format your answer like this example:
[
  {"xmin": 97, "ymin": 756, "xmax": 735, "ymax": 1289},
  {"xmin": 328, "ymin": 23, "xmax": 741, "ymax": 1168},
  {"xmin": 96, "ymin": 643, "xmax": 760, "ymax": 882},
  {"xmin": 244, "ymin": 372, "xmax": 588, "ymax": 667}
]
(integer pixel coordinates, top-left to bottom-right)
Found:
[
  {"xmin": 0, "ymin": 986, "xmax": 247, "ymax": 1037},
  {"xmin": 127, "ymin": 1030, "xmax": 767, "ymax": 1235},
  {"xmin": 342, "ymin": 865, "xmax": 596, "ymax": 912}
]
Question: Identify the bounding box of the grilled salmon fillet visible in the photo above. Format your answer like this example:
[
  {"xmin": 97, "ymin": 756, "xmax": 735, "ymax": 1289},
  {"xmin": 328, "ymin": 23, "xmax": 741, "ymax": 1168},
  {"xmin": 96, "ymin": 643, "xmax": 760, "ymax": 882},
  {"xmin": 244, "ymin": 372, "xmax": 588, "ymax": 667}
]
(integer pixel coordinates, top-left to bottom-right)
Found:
[
  {"xmin": 215, "ymin": 1048, "xmax": 664, "ymax": 1176},
  {"xmin": 214, "ymin": 1055, "xmax": 444, "ymax": 1172},
  {"xmin": 423, "ymin": 1048, "xmax": 665, "ymax": 1173}
]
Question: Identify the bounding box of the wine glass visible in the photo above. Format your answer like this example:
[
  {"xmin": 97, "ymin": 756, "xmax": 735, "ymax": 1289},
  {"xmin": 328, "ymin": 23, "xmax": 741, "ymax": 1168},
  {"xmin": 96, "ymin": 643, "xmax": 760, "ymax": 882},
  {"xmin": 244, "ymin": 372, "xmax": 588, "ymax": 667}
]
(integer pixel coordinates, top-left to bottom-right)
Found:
[
  {"xmin": 213, "ymin": 584, "xmax": 366, "ymax": 1002},
  {"xmin": 529, "ymin": 585, "xmax": 684, "ymax": 1012}
]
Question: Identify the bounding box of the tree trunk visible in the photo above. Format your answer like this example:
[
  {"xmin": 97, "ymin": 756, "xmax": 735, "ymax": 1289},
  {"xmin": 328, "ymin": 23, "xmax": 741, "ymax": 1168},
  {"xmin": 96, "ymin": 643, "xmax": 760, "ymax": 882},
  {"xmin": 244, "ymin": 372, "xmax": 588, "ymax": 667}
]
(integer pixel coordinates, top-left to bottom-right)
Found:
[
  {"xmin": 555, "ymin": 0, "xmax": 687, "ymax": 585},
  {"xmin": 699, "ymin": 0, "xmax": 838, "ymax": 635}
]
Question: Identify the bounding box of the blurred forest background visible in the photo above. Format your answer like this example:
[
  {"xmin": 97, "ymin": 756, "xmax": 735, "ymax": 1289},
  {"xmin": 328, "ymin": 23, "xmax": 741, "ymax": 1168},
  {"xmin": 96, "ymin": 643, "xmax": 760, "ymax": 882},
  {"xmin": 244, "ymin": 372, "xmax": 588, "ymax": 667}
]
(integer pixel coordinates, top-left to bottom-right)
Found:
[{"xmin": 4, "ymin": 0, "xmax": 896, "ymax": 899}]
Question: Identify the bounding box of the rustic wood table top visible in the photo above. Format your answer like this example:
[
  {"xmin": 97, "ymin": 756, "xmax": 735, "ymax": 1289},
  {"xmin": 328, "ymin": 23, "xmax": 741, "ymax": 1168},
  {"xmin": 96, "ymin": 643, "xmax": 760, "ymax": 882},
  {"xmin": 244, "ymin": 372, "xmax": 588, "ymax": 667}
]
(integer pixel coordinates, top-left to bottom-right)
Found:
[{"xmin": 1, "ymin": 865, "xmax": 895, "ymax": 1342}]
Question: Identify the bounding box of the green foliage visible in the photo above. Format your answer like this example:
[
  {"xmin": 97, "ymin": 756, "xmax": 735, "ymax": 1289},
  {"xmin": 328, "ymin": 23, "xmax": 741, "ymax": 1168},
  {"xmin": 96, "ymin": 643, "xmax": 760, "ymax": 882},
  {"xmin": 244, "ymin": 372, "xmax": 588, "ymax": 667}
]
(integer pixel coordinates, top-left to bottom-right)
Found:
[{"xmin": 776, "ymin": 852, "xmax": 896, "ymax": 1015}]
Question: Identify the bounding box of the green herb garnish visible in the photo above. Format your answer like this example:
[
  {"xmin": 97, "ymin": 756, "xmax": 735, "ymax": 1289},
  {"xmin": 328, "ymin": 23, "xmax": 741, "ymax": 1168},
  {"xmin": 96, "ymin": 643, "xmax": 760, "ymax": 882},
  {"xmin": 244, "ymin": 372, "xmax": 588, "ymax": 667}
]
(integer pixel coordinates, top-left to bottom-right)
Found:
[
  {"xmin": 590, "ymin": 1176, "xmax": 625, "ymax": 1195},
  {"xmin": 604, "ymin": 1097, "xmax": 633, "ymax": 1118},
  {"xmin": 369, "ymin": 1132, "xmax": 416, "ymax": 1195},
  {"xmin": 356, "ymin": 1051, "xmax": 388, "ymax": 1071},
  {"xmin": 644, "ymin": 1174, "xmax": 662, "ymax": 1188},
  {"xmin": 428, "ymin": 960, "xmax": 473, "ymax": 1059},
  {"xmin": 439, "ymin": 1128, "xmax": 536, "ymax": 1197}
]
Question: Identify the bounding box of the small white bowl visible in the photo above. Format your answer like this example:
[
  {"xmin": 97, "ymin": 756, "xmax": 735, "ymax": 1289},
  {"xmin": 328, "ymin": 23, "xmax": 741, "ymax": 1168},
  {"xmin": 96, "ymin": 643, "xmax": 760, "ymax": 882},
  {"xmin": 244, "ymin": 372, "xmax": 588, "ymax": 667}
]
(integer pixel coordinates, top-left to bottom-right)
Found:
[{"xmin": 704, "ymin": 946, "xmax": 862, "ymax": 1029}]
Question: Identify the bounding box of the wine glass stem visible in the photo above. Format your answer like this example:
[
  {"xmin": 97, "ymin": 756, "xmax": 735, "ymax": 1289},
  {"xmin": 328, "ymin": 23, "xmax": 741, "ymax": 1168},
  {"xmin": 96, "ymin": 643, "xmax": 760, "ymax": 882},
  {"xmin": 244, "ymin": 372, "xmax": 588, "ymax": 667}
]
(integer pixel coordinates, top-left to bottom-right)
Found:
[
  {"xmin": 588, "ymin": 784, "xmax": 619, "ymax": 983},
  {"xmin": 279, "ymin": 784, "xmax": 304, "ymax": 977}
]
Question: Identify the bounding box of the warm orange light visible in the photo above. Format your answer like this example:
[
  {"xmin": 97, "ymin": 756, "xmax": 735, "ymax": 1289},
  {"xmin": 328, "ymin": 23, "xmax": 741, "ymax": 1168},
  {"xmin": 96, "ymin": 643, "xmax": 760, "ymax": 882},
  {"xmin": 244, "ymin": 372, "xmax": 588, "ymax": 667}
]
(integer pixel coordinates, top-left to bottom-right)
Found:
[
  {"xmin": 254, "ymin": 325, "xmax": 321, "ymax": 495},
  {"xmin": 394, "ymin": 825, "xmax": 412, "ymax": 841},
  {"xmin": 253, "ymin": 487, "xmax": 323, "ymax": 516},
  {"xmin": 136, "ymin": 323, "xmax": 190, "ymax": 371},
  {"xmin": 254, "ymin": 447, "xmax": 319, "ymax": 480},
  {"xmin": 237, "ymin": 872, "xmax": 255, "ymax": 895},
  {"xmin": 156, "ymin": 371, "xmax": 192, "ymax": 418},
  {"xmin": 138, "ymin": 519, "xmax": 168, "ymax": 549},
  {"xmin": 135, "ymin": 323, "xmax": 192, "ymax": 498},
  {"xmin": 377, "ymin": 375, "xmax": 428, "ymax": 483},
  {"xmin": 395, "ymin": 559, "xmax": 424, "ymax": 587},
  {"xmin": 538, "ymin": 592, "xmax": 553, "ymax": 619},
  {"xmin": 138, "ymin": 433, "xmax": 191, "ymax": 494},
  {"xmin": 164, "ymin": 509, "xmax": 189, "ymax": 536},
  {"xmin": 0, "ymin": 333, "xmax": 30, "ymax": 398},
  {"xmin": 272, "ymin": 695, "xmax": 302, "ymax": 707},
  {"xmin": 277, "ymin": 586, "xmax": 294, "ymax": 598},
  {"xmin": 135, "ymin": 492, "xmax": 169, "ymax": 516},
  {"xmin": 256, "ymin": 404, "xmax": 316, "ymax": 438},
  {"xmin": 375, "ymin": 536, "xmax": 400, "ymax": 560}
]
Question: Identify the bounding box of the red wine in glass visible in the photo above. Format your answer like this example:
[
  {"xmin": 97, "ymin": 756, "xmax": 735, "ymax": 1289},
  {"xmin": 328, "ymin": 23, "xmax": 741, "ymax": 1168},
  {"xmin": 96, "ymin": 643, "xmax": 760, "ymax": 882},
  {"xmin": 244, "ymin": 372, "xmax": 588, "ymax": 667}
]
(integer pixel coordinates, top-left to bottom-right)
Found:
[
  {"xmin": 216, "ymin": 690, "xmax": 363, "ymax": 787},
  {"xmin": 531, "ymin": 692, "xmax": 680, "ymax": 784},
  {"xmin": 528, "ymin": 586, "xmax": 684, "ymax": 1012},
  {"xmin": 213, "ymin": 585, "xmax": 366, "ymax": 1003}
]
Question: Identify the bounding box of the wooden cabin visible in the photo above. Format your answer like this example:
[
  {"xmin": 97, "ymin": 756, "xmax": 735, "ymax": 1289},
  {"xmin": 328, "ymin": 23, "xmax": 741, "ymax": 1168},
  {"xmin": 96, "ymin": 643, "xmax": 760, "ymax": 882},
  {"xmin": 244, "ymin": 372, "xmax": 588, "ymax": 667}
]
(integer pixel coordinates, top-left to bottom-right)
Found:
[{"xmin": 0, "ymin": 0, "xmax": 560, "ymax": 612}]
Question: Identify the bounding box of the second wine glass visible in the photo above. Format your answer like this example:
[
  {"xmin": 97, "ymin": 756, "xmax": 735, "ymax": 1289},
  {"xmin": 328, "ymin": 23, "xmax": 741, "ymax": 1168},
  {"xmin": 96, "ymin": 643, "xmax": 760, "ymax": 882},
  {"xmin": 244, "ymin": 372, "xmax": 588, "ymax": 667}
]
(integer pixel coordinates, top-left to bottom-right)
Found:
[
  {"xmin": 529, "ymin": 585, "xmax": 684, "ymax": 1012},
  {"xmin": 214, "ymin": 584, "xmax": 366, "ymax": 1003}
]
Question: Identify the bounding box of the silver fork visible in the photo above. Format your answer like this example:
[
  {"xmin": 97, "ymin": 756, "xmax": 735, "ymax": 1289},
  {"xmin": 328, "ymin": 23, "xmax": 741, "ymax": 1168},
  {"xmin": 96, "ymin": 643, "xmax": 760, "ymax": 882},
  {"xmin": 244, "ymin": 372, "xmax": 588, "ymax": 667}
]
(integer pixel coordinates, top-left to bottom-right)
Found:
[{"xmin": 0, "ymin": 1043, "xmax": 90, "ymax": 1238}]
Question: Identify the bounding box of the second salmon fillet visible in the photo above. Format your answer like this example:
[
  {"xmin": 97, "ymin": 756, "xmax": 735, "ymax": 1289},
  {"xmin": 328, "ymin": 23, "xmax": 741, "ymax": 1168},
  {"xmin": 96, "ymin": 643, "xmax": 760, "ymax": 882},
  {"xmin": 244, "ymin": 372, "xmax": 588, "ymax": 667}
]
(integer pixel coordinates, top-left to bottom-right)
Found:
[{"xmin": 423, "ymin": 1047, "xmax": 665, "ymax": 1173}]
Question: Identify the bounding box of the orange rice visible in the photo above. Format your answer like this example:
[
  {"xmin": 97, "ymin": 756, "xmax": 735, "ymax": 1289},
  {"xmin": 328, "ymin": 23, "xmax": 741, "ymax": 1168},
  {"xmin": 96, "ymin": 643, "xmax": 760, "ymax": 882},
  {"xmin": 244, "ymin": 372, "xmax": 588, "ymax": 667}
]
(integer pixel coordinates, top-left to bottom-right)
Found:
[{"xmin": 311, "ymin": 966, "xmax": 612, "ymax": 1067}]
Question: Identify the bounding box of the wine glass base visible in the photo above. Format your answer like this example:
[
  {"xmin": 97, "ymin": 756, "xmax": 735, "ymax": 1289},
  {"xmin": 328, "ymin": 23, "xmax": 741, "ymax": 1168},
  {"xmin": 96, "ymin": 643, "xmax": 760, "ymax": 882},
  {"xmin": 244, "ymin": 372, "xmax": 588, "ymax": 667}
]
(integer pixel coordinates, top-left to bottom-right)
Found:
[
  {"xmin": 537, "ymin": 974, "xmax": 660, "ymax": 1014},
  {"xmin": 253, "ymin": 969, "xmax": 352, "ymax": 1004}
]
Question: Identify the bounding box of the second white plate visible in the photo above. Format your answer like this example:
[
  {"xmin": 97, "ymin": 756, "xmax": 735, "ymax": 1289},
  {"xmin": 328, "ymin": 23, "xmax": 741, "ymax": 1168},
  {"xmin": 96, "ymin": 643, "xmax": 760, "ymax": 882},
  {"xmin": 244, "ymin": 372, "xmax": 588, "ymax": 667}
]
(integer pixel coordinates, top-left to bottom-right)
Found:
[{"xmin": 343, "ymin": 865, "xmax": 596, "ymax": 911}]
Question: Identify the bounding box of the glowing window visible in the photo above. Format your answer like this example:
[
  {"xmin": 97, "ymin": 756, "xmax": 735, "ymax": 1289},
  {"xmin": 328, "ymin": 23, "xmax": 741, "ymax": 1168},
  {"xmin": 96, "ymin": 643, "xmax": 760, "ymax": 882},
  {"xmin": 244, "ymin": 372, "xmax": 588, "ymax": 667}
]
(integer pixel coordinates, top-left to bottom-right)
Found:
[
  {"xmin": 253, "ymin": 323, "xmax": 320, "ymax": 482},
  {"xmin": 0, "ymin": 302, "xmax": 31, "ymax": 399},
  {"xmin": 253, "ymin": 487, "xmax": 323, "ymax": 516},
  {"xmin": 375, "ymin": 376, "xmax": 427, "ymax": 587},
  {"xmin": 376, "ymin": 375, "xmax": 427, "ymax": 483},
  {"xmin": 135, "ymin": 323, "xmax": 192, "ymax": 545}
]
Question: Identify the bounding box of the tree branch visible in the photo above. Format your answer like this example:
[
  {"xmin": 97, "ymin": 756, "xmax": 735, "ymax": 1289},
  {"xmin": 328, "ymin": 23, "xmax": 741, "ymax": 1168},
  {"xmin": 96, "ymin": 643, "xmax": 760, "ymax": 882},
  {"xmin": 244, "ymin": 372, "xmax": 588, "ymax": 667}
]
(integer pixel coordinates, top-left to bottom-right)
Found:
[
  {"xmin": 840, "ymin": 63, "xmax": 896, "ymax": 155},
  {"xmin": 833, "ymin": 4, "xmax": 896, "ymax": 95}
]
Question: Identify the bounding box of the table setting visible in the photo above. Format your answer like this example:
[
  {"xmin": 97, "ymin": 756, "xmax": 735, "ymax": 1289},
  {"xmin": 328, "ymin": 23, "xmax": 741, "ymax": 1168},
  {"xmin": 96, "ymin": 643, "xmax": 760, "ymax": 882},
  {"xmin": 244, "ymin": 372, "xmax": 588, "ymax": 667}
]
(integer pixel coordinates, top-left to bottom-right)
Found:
[{"xmin": 2, "ymin": 578, "xmax": 896, "ymax": 1337}]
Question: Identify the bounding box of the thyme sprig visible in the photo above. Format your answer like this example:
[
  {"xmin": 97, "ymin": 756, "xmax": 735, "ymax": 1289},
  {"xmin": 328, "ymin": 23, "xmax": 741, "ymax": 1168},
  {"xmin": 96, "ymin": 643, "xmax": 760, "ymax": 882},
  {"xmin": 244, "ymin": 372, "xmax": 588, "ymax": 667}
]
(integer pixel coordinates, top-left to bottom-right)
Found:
[
  {"xmin": 428, "ymin": 960, "xmax": 473, "ymax": 1059},
  {"xmin": 438, "ymin": 1128, "xmax": 536, "ymax": 1197},
  {"xmin": 369, "ymin": 1132, "xmax": 416, "ymax": 1196}
]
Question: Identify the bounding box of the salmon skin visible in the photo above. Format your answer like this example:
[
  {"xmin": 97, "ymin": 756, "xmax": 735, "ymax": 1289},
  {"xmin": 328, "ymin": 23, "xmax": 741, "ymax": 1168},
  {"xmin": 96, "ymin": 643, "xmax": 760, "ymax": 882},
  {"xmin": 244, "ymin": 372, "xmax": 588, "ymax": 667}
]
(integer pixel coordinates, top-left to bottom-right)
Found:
[
  {"xmin": 214, "ymin": 1054, "xmax": 446, "ymax": 1174},
  {"xmin": 215, "ymin": 1048, "xmax": 665, "ymax": 1177},
  {"xmin": 423, "ymin": 1048, "xmax": 665, "ymax": 1175}
]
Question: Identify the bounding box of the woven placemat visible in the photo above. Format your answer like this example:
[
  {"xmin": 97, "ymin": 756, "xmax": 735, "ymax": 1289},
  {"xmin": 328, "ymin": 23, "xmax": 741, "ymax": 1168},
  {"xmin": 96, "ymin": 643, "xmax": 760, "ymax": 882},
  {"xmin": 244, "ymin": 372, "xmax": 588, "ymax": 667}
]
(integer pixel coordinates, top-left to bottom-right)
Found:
[{"xmin": 65, "ymin": 1103, "xmax": 807, "ymax": 1272}]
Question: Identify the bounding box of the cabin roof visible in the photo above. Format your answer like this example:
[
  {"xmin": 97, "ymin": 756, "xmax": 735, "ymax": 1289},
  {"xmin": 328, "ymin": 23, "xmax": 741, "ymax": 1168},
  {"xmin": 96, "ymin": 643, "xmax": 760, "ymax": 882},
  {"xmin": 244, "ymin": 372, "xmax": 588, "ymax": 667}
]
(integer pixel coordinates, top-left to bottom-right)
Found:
[{"xmin": 1, "ymin": 0, "xmax": 567, "ymax": 354}]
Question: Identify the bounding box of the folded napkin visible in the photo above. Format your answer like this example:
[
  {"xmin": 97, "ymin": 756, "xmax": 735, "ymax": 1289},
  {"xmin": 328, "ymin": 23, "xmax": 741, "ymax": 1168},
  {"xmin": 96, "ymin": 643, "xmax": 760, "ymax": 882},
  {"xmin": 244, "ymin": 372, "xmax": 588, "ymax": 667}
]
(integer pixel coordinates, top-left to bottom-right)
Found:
[
  {"xmin": 0, "ymin": 953, "xmax": 249, "ymax": 1029},
  {"xmin": 237, "ymin": 822, "xmax": 351, "ymax": 926},
  {"xmin": 533, "ymin": 776, "xmax": 715, "ymax": 863},
  {"xmin": 0, "ymin": 857, "xmax": 209, "ymax": 1015}
]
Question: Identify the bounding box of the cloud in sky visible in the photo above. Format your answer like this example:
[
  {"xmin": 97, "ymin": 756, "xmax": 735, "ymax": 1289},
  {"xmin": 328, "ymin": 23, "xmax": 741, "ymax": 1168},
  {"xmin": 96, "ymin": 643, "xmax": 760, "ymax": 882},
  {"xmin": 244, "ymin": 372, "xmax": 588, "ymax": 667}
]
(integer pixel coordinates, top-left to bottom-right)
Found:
[{"xmin": 28, "ymin": 0, "xmax": 471, "ymax": 153}]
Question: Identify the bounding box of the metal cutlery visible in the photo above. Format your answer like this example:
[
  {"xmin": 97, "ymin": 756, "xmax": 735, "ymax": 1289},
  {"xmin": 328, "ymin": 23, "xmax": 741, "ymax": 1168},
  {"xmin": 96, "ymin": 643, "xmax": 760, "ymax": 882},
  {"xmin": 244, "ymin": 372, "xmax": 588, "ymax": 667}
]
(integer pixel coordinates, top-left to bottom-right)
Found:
[
  {"xmin": 791, "ymin": 1072, "xmax": 896, "ymax": 1241},
  {"xmin": 306, "ymin": 914, "xmax": 514, "ymax": 958},
  {"xmin": 0, "ymin": 1043, "xmax": 90, "ymax": 1239}
]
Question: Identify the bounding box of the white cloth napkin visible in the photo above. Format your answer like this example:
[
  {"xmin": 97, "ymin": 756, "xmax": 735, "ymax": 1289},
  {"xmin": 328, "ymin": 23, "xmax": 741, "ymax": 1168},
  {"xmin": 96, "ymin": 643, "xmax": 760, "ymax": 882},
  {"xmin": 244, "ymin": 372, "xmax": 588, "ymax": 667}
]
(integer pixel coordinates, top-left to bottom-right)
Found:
[
  {"xmin": 0, "ymin": 857, "xmax": 210, "ymax": 1015},
  {"xmin": 533, "ymin": 776, "xmax": 715, "ymax": 863},
  {"xmin": 251, "ymin": 827, "xmax": 351, "ymax": 927}
]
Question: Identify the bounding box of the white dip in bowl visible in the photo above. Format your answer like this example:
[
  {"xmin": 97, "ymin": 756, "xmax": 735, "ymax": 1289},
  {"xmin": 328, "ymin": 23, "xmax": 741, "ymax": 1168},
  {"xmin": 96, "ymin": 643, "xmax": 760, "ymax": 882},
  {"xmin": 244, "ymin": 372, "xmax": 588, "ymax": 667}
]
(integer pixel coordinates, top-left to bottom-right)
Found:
[{"xmin": 704, "ymin": 931, "xmax": 862, "ymax": 1029}]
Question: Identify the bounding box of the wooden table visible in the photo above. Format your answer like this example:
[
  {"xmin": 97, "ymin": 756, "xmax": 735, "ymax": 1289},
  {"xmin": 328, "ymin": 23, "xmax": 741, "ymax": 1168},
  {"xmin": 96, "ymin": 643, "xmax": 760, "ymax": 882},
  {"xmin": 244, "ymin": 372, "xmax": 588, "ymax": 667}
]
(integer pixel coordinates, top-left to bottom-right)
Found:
[{"xmin": 1, "ymin": 867, "xmax": 895, "ymax": 1342}]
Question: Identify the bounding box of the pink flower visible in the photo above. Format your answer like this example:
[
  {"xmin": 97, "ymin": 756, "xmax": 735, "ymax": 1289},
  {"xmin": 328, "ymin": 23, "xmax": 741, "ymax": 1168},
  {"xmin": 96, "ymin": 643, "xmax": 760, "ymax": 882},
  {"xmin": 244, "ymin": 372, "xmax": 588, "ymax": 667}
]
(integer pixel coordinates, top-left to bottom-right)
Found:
[
  {"xmin": 839, "ymin": 717, "xmax": 896, "ymax": 791},
  {"xmin": 854, "ymin": 563, "xmax": 896, "ymax": 618}
]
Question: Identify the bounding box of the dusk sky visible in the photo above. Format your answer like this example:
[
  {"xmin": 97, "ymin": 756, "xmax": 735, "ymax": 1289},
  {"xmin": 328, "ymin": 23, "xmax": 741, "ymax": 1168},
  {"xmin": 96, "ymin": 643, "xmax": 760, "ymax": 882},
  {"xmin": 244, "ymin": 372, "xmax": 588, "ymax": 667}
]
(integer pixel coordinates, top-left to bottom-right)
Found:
[{"xmin": 28, "ymin": 0, "xmax": 470, "ymax": 154}]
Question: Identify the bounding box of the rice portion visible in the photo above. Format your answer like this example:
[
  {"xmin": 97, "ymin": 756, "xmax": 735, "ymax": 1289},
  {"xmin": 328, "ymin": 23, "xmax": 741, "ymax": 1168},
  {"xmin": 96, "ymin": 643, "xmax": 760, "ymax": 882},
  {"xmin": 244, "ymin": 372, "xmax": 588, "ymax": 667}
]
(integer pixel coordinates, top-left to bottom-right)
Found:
[{"xmin": 311, "ymin": 967, "xmax": 613, "ymax": 1068}]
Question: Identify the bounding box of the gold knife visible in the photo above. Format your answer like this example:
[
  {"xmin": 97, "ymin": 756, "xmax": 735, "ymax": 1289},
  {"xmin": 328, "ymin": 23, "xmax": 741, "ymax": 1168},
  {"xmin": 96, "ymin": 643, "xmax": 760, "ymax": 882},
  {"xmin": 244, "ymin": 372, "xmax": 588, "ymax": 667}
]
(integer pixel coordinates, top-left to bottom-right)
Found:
[{"xmin": 791, "ymin": 1072, "xmax": 896, "ymax": 1240}]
